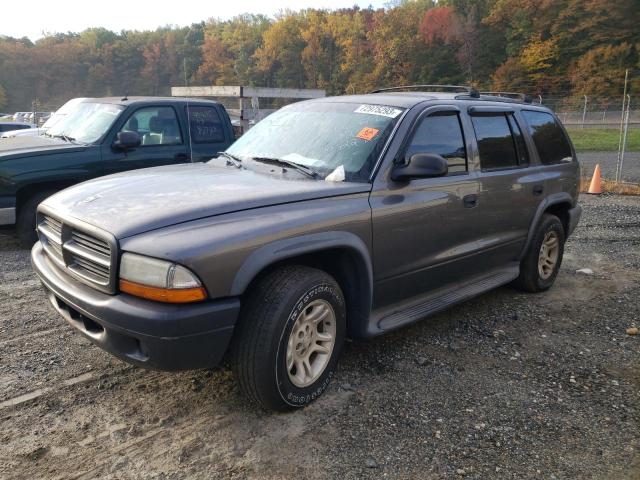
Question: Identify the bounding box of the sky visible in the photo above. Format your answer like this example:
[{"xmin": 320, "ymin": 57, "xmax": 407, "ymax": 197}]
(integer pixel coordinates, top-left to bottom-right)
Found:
[{"xmin": 1, "ymin": 0, "xmax": 387, "ymax": 41}]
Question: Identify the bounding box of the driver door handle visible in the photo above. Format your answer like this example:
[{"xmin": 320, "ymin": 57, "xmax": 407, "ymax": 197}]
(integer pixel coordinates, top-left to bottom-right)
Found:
[{"xmin": 463, "ymin": 194, "xmax": 478, "ymax": 208}]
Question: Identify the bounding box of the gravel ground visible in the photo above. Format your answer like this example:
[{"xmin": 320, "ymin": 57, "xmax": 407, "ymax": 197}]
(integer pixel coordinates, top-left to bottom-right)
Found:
[
  {"xmin": 0, "ymin": 194, "xmax": 639, "ymax": 479},
  {"xmin": 578, "ymin": 151, "xmax": 640, "ymax": 183}
]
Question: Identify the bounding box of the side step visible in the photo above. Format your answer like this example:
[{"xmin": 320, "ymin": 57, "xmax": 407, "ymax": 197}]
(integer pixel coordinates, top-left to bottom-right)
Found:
[{"xmin": 376, "ymin": 266, "xmax": 519, "ymax": 332}]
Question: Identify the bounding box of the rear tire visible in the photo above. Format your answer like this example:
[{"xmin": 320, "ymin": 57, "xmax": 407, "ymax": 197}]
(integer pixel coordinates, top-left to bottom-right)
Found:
[
  {"xmin": 16, "ymin": 190, "xmax": 57, "ymax": 249},
  {"xmin": 231, "ymin": 265, "xmax": 346, "ymax": 411},
  {"xmin": 513, "ymin": 214, "xmax": 565, "ymax": 293}
]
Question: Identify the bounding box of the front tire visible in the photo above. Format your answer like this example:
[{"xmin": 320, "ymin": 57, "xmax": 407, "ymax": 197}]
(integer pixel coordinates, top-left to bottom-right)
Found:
[
  {"xmin": 231, "ymin": 265, "xmax": 346, "ymax": 411},
  {"xmin": 513, "ymin": 214, "xmax": 565, "ymax": 292},
  {"xmin": 16, "ymin": 190, "xmax": 58, "ymax": 248}
]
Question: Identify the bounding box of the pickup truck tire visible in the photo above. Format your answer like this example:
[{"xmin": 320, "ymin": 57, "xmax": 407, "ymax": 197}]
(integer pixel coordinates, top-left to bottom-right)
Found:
[
  {"xmin": 513, "ymin": 214, "xmax": 565, "ymax": 293},
  {"xmin": 16, "ymin": 190, "xmax": 58, "ymax": 248},
  {"xmin": 231, "ymin": 265, "xmax": 346, "ymax": 411}
]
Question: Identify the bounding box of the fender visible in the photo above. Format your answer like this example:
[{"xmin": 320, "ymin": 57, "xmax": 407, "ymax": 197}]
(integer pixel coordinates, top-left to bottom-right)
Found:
[
  {"xmin": 231, "ymin": 231, "xmax": 373, "ymax": 337},
  {"xmin": 520, "ymin": 192, "xmax": 575, "ymax": 260},
  {"xmin": 230, "ymin": 230, "xmax": 373, "ymax": 297}
]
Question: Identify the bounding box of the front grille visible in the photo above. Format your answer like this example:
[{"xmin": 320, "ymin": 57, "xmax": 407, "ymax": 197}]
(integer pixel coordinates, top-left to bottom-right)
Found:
[{"xmin": 37, "ymin": 212, "xmax": 117, "ymax": 293}]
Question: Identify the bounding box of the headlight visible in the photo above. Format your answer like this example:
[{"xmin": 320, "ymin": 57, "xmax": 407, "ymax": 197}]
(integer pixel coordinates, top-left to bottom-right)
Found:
[{"xmin": 119, "ymin": 252, "xmax": 207, "ymax": 303}]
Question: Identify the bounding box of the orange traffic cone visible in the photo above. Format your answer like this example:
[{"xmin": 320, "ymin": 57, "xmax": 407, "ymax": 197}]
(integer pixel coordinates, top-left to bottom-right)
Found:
[{"xmin": 588, "ymin": 164, "xmax": 602, "ymax": 194}]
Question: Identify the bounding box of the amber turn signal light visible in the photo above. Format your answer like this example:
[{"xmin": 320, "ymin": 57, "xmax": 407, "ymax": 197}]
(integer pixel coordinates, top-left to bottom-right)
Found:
[{"xmin": 119, "ymin": 279, "xmax": 207, "ymax": 303}]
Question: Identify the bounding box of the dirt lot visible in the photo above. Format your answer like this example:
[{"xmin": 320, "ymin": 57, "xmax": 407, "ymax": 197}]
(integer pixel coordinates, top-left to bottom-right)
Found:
[{"xmin": 0, "ymin": 193, "xmax": 638, "ymax": 479}]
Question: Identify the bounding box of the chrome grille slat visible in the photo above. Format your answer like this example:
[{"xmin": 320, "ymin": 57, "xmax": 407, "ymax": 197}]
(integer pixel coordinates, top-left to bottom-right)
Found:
[
  {"xmin": 44, "ymin": 216, "xmax": 62, "ymax": 235},
  {"xmin": 71, "ymin": 231, "xmax": 111, "ymax": 256},
  {"xmin": 65, "ymin": 242, "xmax": 111, "ymax": 268},
  {"xmin": 38, "ymin": 212, "xmax": 115, "ymax": 293},
  {"xmin": 72, "ymin": 257, "xmax": 110, "ymax": 276}
]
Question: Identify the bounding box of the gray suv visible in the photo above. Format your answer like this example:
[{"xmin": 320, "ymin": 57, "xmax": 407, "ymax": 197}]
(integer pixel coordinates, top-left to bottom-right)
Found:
[{"xmin": 31, "ymin": 86, "xmax": 581, "ymax": 411}]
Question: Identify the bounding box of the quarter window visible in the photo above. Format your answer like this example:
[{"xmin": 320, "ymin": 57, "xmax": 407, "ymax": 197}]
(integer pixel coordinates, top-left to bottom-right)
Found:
[
  {"xmin": 405, "ymin": 113, "xmax": 467, "ymax": 174},
  {"xmin": 522, "ymin": 110, "xmax": 573, "ymax": 164},
  {"xmin": 120, "ymin": 107, "xmax": 182, "ymax": 146},
  {"xmin": 186, "ymin": 106, "xmax": 225, "ymax": 143},
  {"xmin": 471, "ymin": 114, "xmax": 519, "ymax": 170}
]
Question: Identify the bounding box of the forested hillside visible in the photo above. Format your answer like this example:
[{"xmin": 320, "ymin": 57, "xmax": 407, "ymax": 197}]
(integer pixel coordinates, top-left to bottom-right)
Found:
[{"xmin": 0, "ymin": 0, "xmax": 638, "ymax": 111}]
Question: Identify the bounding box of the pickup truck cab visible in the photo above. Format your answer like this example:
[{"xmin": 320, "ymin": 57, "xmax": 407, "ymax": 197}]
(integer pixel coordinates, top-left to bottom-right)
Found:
[
  {"xmin": 0, "ymin": 97, "xmax": 235, "ymax": 245},
  {"xmin": 32, "ymin": 86, "xmax": 581, "ymax": 411}
]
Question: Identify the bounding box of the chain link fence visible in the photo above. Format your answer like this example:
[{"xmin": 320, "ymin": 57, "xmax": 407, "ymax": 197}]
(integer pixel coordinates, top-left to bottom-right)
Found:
[{"xmin": 537, "ymin": 95, "xmax": 639, "ymax": 184}]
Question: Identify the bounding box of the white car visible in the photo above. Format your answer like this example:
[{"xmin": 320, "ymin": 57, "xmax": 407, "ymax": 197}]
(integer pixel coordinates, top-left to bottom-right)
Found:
[{"xmin": 2, "ymin": 99, "xmax": 87, "ymax": 138}]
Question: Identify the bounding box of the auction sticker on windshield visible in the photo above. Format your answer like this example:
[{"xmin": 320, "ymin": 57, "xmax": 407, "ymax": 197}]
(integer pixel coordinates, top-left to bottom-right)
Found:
[
  {"xmin": 356, "ymin": 127, "xmax": 380, "ymax": 141},
  {"xmin": 354, "ymin": 104, "xmax": 403, "ymax": 118}
]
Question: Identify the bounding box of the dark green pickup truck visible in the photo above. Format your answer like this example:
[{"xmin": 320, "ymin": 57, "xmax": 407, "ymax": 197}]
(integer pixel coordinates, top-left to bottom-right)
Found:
[{"xmin": 0, "ymin": 97, "xmax": 235, "ymax": 245}]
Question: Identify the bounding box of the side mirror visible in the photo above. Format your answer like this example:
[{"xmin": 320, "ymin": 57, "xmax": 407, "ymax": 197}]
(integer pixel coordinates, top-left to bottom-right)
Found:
[
  {"xmin": 391, "ymin": 153, "xmax": 449, "ymax": 181},
  {"xmin": 113, "ymin": 131, "xmax": 141, "ymax": 150}
]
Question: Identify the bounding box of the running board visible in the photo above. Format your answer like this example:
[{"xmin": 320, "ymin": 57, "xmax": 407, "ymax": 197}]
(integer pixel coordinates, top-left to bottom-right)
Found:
[{"xmin": 375, "ymin": 266, "xmax": 519, "ymax": 332}]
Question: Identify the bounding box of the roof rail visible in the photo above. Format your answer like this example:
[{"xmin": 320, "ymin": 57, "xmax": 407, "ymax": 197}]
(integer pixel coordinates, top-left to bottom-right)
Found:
[
  {"xmin": 370, "ymin": 84, "xmax": 480, "ymax": 98},
  {"xmin": 480, "ymin": 91, "xmax": 533, "ymax": 104}
]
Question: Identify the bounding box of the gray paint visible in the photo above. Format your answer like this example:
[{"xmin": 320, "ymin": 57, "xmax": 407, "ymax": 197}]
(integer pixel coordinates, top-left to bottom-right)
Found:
[{"xmin": 34, "ymin": 92, "xmax": 581, "ymax": 368}]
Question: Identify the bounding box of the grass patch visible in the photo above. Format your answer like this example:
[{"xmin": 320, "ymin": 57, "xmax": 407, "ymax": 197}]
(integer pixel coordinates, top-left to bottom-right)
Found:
[{"xmin": 567, "ymin": 127, "xmax": 640, "ymax": 152}]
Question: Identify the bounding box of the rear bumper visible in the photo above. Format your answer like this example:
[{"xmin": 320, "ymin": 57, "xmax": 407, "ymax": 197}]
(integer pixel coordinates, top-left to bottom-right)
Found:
[
  {"xmin": 31, "ymin": 241, "xmax": 240, "ymax": 371},
  {"xmin": 567, "ymin": 204, "xmax": 582, "ymax": 237}
]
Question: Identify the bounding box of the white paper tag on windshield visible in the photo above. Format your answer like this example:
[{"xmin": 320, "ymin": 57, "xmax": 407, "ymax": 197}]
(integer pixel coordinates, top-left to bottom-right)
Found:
[
  {"xmin": 354, "ymin": 104, "xmax": 402, "ymax": 118},
  {"xmin": 325, "ymin": 165, "xmax": 345, "ymax": 182}
]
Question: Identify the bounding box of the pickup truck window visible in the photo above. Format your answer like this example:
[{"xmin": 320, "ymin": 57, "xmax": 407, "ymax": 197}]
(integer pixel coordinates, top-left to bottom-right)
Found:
[
  {"xmin": 226, "ymin": 102, "xmax": 404, "ymax": 182},
  {"xmin": 186, "ymin": 106, "xmax": 225, "ymax": 143},
  {"xmin": 47, "ymin": 102, "xmax": 124, "ymax": 144},
  {"xmin": 405, "ymin": 113, "xmax": 467, "ymax": 174},
  {"xmin": 521, "ymin": 110, "xmax": 573, "ymax": 164},
  {"xmin": 121, "ymin": 107, "xmax": 183, "ymax": 146},
  {"xmin": 471, "ymin": 114, "xmax": 519, "ymax": 170}
]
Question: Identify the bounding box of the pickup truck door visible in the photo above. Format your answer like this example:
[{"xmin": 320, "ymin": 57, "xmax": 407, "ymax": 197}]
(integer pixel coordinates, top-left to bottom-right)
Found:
[
  {"xmin": 370, "ymin": 106, "xmax": 480, "ymax": 310},
  {"xmin": 184, "ymin": 105, "xmax": 234, "ymax": 161},
  {"xmin": 101, "ymin": 105, "xmax": 190, "ymax": 174}
]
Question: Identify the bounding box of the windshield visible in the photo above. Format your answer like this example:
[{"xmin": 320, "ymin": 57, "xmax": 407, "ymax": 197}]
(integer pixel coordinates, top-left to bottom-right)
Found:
[
  {"xmin": 226, "ymin": 101, "xmax": 404, "ymax": 182},
  {"xmin": 42, "ymin": 98, "xmax": 85, "ymax": 129},
  {"xmin": 47, "ymin": 102, "xmax": 124, "ymax": 143}
]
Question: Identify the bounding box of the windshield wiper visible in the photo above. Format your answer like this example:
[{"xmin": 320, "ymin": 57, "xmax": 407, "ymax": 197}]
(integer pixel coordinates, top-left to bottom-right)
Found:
[
  {"xmin": 250, "ymin": 156, "xmax": 319, "ymax": 179},
  {"xmin": 52, "ymin": 133, "xmax": 77, "ymax": 143},
  {"xmin": 217, "ymin": 151, "xmax": 243, "ymax": 168}
]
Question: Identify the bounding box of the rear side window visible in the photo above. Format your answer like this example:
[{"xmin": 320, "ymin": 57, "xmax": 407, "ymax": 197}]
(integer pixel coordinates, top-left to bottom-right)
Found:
[
  {"xmin": 521, "ymin": 111, "xmax": 572, "ymax": 164},
  {"xmin": 405, "ymin": 113, "xmax": 467, "ymax": 174},
  {"xmin": 471, "ymin": 114, "xmax": 519, "ymax": 170},
  {"xmin": 186, "ymin": 106, "xmax": 225, "ymax": 143}
]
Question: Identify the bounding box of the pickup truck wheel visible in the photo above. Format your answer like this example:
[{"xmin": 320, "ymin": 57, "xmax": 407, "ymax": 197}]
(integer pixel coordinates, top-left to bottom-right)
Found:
[
  {"xmin": 231, "ymin": 266, "xmax": 346, "ymax": 411},
  {"xmin": 16, "ymin": 190, "xmax": 58, "ymax": 248},
  {"xmin": 513, "ymin": 214, "xmax": 565, "ymax": 292}
]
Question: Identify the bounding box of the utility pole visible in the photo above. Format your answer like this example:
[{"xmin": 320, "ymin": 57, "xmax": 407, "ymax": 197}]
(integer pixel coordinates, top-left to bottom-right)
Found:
[{"xmin": 183, "ymin": 58, "xmax": 188, "ymax": 87}]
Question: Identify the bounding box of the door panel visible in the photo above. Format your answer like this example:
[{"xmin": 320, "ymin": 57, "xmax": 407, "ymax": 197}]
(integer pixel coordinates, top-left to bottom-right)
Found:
[
  {"xmin": 371, "ymin": 175, "xmax": 480, "ymax": 308},
  {"xmin": 102, "ymin": 106, "xmax": 189, "ymax": 175},
  {"xmin": 370, "ymin": 108, "xmax": 481, "ymax": 309},
  {"xmin": 185, "ymin": 105, "xmax": 232, "ymax": 161},
  {"xmin": 470, "ymin": 112, "xmax": 538, "ymax": 264}
]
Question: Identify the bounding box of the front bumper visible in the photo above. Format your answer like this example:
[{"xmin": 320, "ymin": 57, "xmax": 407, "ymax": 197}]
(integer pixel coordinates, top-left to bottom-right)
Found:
[{"xmin": 31, "ymin": 242, "xmax": 240, "ymax": 371}]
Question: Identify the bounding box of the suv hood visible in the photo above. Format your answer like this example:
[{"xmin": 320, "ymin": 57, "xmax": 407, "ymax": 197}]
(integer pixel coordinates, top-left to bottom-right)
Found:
[
  {"xmin": 42, "ymin": 162, "xmax": 371, "ymax": 238},
  {"xmin": 0, "ymin": 135, "xmax": 87, "ymax": 159}
]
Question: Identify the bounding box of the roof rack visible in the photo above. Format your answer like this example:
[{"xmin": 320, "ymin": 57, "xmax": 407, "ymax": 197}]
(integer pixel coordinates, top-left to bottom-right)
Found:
[
  {"xmin": 370, "ymin": 85, "xmax": 480, "ymax": 98},
  {"xmin": 480, "ymin": 91, "xmax": 533, "ymax": 104}
]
